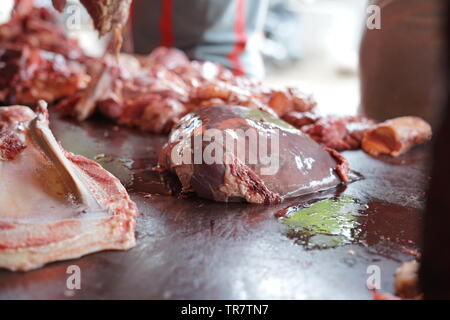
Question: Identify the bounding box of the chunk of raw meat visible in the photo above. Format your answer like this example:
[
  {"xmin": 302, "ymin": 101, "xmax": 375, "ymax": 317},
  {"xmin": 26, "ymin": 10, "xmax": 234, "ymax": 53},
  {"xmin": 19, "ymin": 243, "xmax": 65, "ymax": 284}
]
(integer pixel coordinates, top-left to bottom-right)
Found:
[
  {"xmin": 0, "ymin": 46, "xmax": 90, "ymax": 105},
  {"xmin": 283, "ymin": 112, "xmax": 375, "ymax": 151},
  {"xmin": 0, "ymin": 1, "xmax": 87, "ymax": 61},
  {"xmin": 159, "ymin": 106, "xmax": 348, "ymax": 204},
  {"xmin": 362, "ymin": 116, "xmax": 432, "ymax": 157},
  {"xmin": 0, "ymin": 103, "xmax": 138, "ymax": 271}
]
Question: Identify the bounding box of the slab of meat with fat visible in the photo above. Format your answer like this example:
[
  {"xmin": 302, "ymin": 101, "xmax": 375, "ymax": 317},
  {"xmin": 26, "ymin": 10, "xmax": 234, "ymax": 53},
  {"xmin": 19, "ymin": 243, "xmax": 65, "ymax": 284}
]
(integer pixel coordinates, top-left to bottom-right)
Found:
[{"xmin": 0, "ymin": 103, "xmax": 138, "ymax": 272}]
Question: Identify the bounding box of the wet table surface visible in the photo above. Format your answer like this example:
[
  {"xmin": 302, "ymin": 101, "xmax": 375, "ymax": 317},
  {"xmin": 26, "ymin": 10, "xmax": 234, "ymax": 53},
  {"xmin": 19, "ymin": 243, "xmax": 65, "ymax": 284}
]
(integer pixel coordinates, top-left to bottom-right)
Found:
[{"xmin": 0, "ymin": 113, "xmax": 430, "ymax": 299}]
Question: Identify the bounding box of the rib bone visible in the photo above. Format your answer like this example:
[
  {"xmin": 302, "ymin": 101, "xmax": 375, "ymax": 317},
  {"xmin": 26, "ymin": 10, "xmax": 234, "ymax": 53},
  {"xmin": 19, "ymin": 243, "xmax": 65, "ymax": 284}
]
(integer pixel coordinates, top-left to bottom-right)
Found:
[{"xmin": 28, "ymin": 101, "xmax": 101, "ymax": 209}]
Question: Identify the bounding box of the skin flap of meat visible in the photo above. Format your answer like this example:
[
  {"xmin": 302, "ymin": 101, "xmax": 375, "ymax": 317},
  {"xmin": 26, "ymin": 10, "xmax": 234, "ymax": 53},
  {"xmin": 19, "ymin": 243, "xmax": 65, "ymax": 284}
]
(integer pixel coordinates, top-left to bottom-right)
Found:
[
  {"xmin": 362, "ymin": 116, "xmax": 432, "ymax": 157},
  {"xmin": 0, "ymin": 103, "xmax": 138, "ymax": 272}
]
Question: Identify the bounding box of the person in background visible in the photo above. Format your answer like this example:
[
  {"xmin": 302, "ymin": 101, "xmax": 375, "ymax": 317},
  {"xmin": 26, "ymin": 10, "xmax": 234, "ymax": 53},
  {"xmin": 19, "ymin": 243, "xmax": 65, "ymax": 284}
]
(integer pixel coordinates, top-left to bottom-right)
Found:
[
  {"xmin": 129, "ymin": 0, "xmax": 269, "ymax": 80},
  {"xmin": 360, "ymin": 0, "xmax": 446, "ymax": 129}
]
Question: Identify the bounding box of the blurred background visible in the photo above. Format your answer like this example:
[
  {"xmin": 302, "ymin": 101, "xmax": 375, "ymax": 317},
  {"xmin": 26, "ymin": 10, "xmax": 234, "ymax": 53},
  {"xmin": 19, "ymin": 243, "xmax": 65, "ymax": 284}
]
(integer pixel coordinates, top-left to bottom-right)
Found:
[
  {"xmin": 263, "ymin": 0, "xmax": 366, "ymax": 116},
  {"xmin": 0, "ymin": 0, "xmax": 367, "ymax": 115}
]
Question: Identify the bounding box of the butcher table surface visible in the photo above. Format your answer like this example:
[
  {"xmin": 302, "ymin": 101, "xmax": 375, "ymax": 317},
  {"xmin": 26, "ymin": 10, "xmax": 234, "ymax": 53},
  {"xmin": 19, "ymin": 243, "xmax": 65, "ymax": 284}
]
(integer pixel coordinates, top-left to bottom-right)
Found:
[{"xmin": 0, "ymin": 113, "xmax": 430, "ymax": 299}]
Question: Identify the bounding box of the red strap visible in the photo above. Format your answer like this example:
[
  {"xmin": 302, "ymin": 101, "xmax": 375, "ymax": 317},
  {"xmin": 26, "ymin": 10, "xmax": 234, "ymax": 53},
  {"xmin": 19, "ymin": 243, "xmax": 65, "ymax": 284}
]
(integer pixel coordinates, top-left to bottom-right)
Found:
[
  {"xmin": 129, "ymin": 0, "xmax": 136, "ymax": 22},
  {"xmin": 228, "ymin": 0, "xmax": 247, "ymax": 76},
  {"xmin": 160, "ymin": 0, "xmax": 174, "ymax": 47}
]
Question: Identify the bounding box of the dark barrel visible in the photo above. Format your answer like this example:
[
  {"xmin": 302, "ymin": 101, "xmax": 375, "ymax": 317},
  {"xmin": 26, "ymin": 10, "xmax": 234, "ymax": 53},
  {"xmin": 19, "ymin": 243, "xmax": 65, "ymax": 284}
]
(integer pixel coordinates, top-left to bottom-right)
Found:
[{"xmin": 359, "ymin": 0, "xmax": 446, "ymax": 128}]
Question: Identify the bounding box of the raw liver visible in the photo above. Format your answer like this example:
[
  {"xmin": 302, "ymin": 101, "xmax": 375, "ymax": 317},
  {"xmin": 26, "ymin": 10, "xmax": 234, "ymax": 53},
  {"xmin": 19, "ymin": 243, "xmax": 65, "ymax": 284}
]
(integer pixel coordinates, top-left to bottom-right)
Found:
[{"xmin": 159, "ymin": 106, "xmax": 345, "ymax": 204}]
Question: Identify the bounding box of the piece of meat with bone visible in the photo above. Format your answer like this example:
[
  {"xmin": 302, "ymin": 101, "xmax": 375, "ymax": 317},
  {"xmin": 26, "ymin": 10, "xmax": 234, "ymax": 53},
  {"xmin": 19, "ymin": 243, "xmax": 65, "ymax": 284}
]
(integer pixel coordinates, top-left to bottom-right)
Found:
[
  {"xmin": 0, "ymin": 103, "xmax": 138, "ymax": 271},
  {"xmin": 158, "ymin": 106, "xmax": 349, "ymax": 204},
  {"xmin": 0, "ymin": 1, "xmax": 87, "ymax": 61},
  {"xmin": 0, "ymin": 46, "xmax": 90, "ymax": 106},
  {"xmin": 362, "ymin": 116, "xmax": 432, "ymax": 157}
]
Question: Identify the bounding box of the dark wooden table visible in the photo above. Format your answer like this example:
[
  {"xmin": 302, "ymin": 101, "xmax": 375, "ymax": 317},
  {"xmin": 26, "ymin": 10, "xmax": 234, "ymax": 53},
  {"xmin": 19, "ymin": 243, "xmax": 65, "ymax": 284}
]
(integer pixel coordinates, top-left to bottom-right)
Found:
[{"xmin": 0, "ymin": 113, "xmax": 429, "ymax": 299}]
